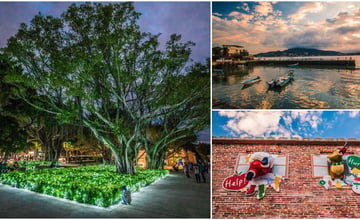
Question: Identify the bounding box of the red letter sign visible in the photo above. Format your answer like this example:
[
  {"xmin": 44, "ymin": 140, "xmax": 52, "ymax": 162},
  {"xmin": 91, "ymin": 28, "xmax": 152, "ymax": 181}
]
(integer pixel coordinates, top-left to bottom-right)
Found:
[{"xmin": 222, "ymin": 173, "xmax": 249, "ymax": 191}]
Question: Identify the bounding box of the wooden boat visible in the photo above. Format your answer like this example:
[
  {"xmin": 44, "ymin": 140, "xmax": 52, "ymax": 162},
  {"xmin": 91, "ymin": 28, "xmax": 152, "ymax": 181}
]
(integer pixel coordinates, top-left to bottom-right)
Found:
[
  {"xmin": 287, "ymin": 63, "xmax": 299, "ymax": 67},
  {"xmin": 241, "ymin": 76, "xmax": 261, "ymax": 85},
  {"xmin": 267, "ymin": 70, "xmax": 294, "ymax": 88}
]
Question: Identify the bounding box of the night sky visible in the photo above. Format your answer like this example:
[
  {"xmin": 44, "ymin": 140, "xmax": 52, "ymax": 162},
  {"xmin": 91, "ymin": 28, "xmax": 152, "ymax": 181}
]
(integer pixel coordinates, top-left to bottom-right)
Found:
[{"xmin": 0, "ymin": 2, "xmax": 210, "ymax": 63}]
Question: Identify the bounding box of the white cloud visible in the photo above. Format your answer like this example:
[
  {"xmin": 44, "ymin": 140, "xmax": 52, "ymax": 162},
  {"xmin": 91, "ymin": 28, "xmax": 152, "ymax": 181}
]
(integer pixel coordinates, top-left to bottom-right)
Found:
[
  {"xmin": 290, "ymin": 111, "xmax": 323, "ymax": 129},
  {"xmin": 288, "ymin": 2, "xmax": 324, "ymax": 23},
  {"xmin": 254, "ymin": 2, "xmax": 273, "ymax": 17},
  {"xmin": 228, "ymin": 11, "xmax": 243, "ymax": 20},
  {"xmin": 242, "ymin": 3, "xmax": 250, "ymax": 13},
  {"xmin": 219, "ymin": 111, "xmax": 288, "ymax": 137},
  {"xmin": 282, "ymin": 115, "xmax": 293, "ymax": 126},
  {"xmin": 213, "ymin": 2, "xmax": 360, "ymax": 53},
  {"xmin": 218, "ymin": 111, "xmax": 325, "ymax": 138},
  {"xmin": 212, "ymin": 4, "xmax": 288, "ymax": 52},
  {"xmin": 349, "ymin": 111, "xmax": 360, "ymax": 118},
  {"xmin": 229, "ymin": 111, "xmax": 283, "ymax": 137}
]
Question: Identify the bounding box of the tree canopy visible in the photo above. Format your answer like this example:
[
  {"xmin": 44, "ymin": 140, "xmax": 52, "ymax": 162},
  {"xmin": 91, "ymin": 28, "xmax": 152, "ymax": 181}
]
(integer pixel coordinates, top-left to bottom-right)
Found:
[
  {"xmin": 5, "ymin": 2, "xmax": 209, "ymax": 173},
  {"xmin": 0, "ymin": 54, "xmax": 32, "ymax": 160}
]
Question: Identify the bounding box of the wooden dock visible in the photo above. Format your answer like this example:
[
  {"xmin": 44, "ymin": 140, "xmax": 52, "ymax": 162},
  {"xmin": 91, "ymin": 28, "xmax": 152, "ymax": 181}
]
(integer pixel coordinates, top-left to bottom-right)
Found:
[{"xmin": 254, "ymin": 59, "xmax": 355, "ymax": 67}]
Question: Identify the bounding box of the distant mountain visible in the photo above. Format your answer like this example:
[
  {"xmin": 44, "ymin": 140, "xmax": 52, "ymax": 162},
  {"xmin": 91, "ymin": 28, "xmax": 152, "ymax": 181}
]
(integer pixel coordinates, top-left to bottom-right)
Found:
[
  {"xmin": 255, "ymin": 48, "xmax": 345, "ymax": 57},
  {"xmin": 345, "ymin": 52, "xmax": 360, "ymax": 55}
]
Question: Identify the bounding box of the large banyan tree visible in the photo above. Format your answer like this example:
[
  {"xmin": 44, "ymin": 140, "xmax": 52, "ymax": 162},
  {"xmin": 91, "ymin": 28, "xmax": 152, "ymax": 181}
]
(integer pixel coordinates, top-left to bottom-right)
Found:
[{"xmin": 5, "ymin": 2, "xmax": 209, "ymax": 174}]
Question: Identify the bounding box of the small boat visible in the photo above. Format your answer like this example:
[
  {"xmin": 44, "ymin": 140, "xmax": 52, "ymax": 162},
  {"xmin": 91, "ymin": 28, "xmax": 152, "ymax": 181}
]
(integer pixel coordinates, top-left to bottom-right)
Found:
[
  {"xmin": 267, "ymin": 70, "xmax": 294, "ymax": 88},
  {"xmin": 241, "ymin": 76, "xmax": 261, "ymax": 85},
  {"xmin": 287, "ymin": 63, "xmax": 299, "ymax": 67}
]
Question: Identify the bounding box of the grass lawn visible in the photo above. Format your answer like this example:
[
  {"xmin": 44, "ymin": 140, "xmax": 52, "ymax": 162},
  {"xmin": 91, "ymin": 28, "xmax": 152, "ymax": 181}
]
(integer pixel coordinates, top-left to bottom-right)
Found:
[{"xmin": 0, "ymin": 163, "xmax": 169, "ymax": 207}]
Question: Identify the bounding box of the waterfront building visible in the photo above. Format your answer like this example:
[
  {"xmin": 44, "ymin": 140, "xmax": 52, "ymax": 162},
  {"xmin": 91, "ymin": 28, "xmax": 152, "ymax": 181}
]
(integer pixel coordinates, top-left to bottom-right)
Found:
[{"xmin": 222, "ymin": 45, "xmax": 245, "ymax": 56}]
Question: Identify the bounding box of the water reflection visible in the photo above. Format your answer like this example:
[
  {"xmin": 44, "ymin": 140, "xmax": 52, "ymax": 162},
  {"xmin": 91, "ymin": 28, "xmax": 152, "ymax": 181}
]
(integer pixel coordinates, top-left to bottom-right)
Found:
[{"xmin": 212, "ymin": 64, "xmax": 360, "ymax": 109}]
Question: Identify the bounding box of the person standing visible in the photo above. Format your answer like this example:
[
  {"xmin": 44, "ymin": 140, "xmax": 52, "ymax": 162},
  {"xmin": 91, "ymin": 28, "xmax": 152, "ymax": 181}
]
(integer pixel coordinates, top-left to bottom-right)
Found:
[
  {"xmin": 200, "ymin": 162, "xmax": 206, "ymax": 183},
  {"xmin": 194, "ymin": 164, "xmax": 201, "ymax": 183},
  {"xmin": 189, "ymin": 162, "xmax": 193, "ymax": 172},
  {"xmin": 184, "ymin": 163, "xmax": 190, "ymax": 178}
]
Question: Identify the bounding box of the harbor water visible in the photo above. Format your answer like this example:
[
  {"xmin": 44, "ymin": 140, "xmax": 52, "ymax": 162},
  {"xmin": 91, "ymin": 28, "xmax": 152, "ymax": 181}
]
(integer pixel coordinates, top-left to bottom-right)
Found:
[{"xmin": 212, "ymin": 56, "xmax": 360, "ymax": 109}]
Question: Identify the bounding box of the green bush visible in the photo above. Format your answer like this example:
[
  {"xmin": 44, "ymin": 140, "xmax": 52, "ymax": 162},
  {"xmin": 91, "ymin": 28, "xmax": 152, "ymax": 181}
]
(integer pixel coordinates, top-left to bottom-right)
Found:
[
  {"xmin": 17, "ymin": 160, "xmax": 52, "ymax": 170},
  {"xmin": 0, "ymin": 164, "xmax": 169, "ymax": 207}
]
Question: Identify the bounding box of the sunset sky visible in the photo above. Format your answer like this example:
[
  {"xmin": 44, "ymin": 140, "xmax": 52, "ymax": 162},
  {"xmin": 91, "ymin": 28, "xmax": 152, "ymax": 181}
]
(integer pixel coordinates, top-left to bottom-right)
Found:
[
  {"xmin": 213, "ymin": 2, "xmax": 360, "ymax": 54},
  {"xmin": 212, "ymin": 110, "xmax": 360, "ymax": 139},
  {"xmin": 0, "ymin": 2, "xmax": 210, "ymax": 63}
]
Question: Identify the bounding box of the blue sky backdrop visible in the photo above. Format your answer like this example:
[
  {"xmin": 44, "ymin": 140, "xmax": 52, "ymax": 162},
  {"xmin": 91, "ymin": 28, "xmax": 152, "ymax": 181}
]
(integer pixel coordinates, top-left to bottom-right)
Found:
[
  {"xmin": 213, "ymin": 111, "xmax": 360, "ymax": 139},
  {"xmin": 213, "ymin": 2, "xmax": 360, "ymax": 54},
  {"xmin": 0, "ymin": 2, "xmax": 210, "ymax": 63}
]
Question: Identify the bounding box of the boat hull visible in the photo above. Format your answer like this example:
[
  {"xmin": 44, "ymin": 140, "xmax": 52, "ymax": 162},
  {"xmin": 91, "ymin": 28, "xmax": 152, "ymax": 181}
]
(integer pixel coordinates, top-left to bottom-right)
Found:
[
  {"xmin": 242, "ymin": 78, "xmax": 261, "ymax": 85},
  {"xmin": 267, "ymin": 70, "xmax": 294, "ymax": 88},
  {"xmin": 287, "ymin": 63, "xmax": 299, "ymax": 67},
  {"xmin": 278, "ymin": 75, "xmax": 294, "ymax": 87}
]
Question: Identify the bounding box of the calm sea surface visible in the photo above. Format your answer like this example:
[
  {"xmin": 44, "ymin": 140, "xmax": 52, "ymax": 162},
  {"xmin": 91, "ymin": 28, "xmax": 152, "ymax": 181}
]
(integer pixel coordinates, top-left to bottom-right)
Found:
[{"xmin": 212, "ymin": 56, "xmax": 360, "ymax": 109}]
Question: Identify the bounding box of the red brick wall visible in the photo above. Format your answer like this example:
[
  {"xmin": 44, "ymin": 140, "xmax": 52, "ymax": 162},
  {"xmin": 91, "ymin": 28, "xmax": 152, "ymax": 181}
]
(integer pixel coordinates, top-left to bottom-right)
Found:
[{"xmin": 212, "ymin": 138, "xmax": 360, "ymax": 218}]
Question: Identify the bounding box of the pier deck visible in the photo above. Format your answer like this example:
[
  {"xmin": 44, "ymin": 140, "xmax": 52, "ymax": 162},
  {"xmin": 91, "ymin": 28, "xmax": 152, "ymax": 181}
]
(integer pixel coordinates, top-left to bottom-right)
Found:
[
  {"xmin": 213, "ymin": 59, "xmax": 356, "ymax": 68},
  {"xmin": 254, "ymin": 59, "xmax": 355, "ymax": 67}
]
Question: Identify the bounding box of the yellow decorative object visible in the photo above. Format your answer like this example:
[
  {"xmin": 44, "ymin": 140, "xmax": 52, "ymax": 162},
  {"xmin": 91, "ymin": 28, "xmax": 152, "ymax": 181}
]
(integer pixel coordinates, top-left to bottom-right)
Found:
[
  {"xmin": 351, "ymin": 167, "xmax": 360, "ymax": 175},
  {"xmin": 245, "ymin": 154, "xmax": 251, "ymax": 164},
  {"xmin": 330, "ymin": 164, "xmax": 344, "ymax": 176},
  {"xmin": 273, "ymin": 176, "xmax": 281, "ymax": 192},
  {"xmin": 335, "ymin": 181, "xmax": 342, "ymax": 188},
  {"xmin": 327, "ymin": 149, "xmax": 345, "ymax": 180}
]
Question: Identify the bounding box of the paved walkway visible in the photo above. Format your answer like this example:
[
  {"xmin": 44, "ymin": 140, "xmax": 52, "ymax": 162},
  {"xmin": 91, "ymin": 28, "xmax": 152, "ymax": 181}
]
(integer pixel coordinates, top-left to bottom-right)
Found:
[{"xmin": 0, "ymin": 171, "xmax": 210, "ymax": 218}]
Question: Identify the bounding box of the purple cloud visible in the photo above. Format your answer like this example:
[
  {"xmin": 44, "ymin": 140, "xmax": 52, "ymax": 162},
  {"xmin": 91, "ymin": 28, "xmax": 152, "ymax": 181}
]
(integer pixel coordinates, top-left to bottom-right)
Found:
[
  {"xmin": 135, "ymin": 2, "xmax": 210, "ymax": 63},
  {"xmin": 0, "ymin": 2, "xmax": 210, "ymax": 63},
  {"xmin": 0, "ymin": 2, "xmax": 71, "ymax": 48}
]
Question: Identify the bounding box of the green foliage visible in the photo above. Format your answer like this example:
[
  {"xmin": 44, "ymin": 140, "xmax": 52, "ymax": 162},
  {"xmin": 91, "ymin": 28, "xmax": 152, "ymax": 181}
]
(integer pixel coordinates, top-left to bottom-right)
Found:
[
  {"xmin": 0, "ymin": 164, "xmax": 169, "ymax": 207},
  {"xmin": 4, "ymin": 2, "xmax": 209, "ymax": 173},
  {"xmin": 0, "ymin": 116, "xmax": 29, "ymax": 154},
  {"xmin": 0, "ymin": 54, "xmax": 33, "ymax": 156},
  {"xmin": 233, "ymin": 50, "xmax": 251, "ymax": 60},
  {"xmin": 0, "ymin": 53, "xmax": 69, "ymax": 162},
  {"xmin": 144, "ymin": 60, "xmax": 210, "ymax": 169},
  {"xmin": 17, "ymin": 160, "xmax": 52, "ymax": 170},
  {"xmin": 212, "ymin": 46, "xmax": 223, "ymax": 60}
]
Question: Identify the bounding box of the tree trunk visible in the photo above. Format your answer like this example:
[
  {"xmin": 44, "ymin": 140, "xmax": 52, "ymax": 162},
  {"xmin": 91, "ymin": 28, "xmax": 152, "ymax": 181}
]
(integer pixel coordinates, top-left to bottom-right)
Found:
[
  {"xmin": 114, "ymin": 155, "xmax": 134, "ymax": 174},
  {"xmin": 146, "ymin": 148, "xmax": 165, "ymax": 169},
  {"xmin": 84, "ymin": 120, "xmax": 136, "ymax": 174},
  {"xmin": 101, "ymin": 147, "xmax": 112, "ymax": 165},
  {"xmin": 3, "ymin": 151, "xmax": 10, "ymax": 163},
  {"xmin": 43, "ymin": 141, "xmax": 62, "ymax": 162},
  {"xmin": 99, "ymin": 139, "xmax": 134, "ymax": 174},
  {"xmin": 157, "ymin": 150, "xmax": 166, "ymax": 169}
]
